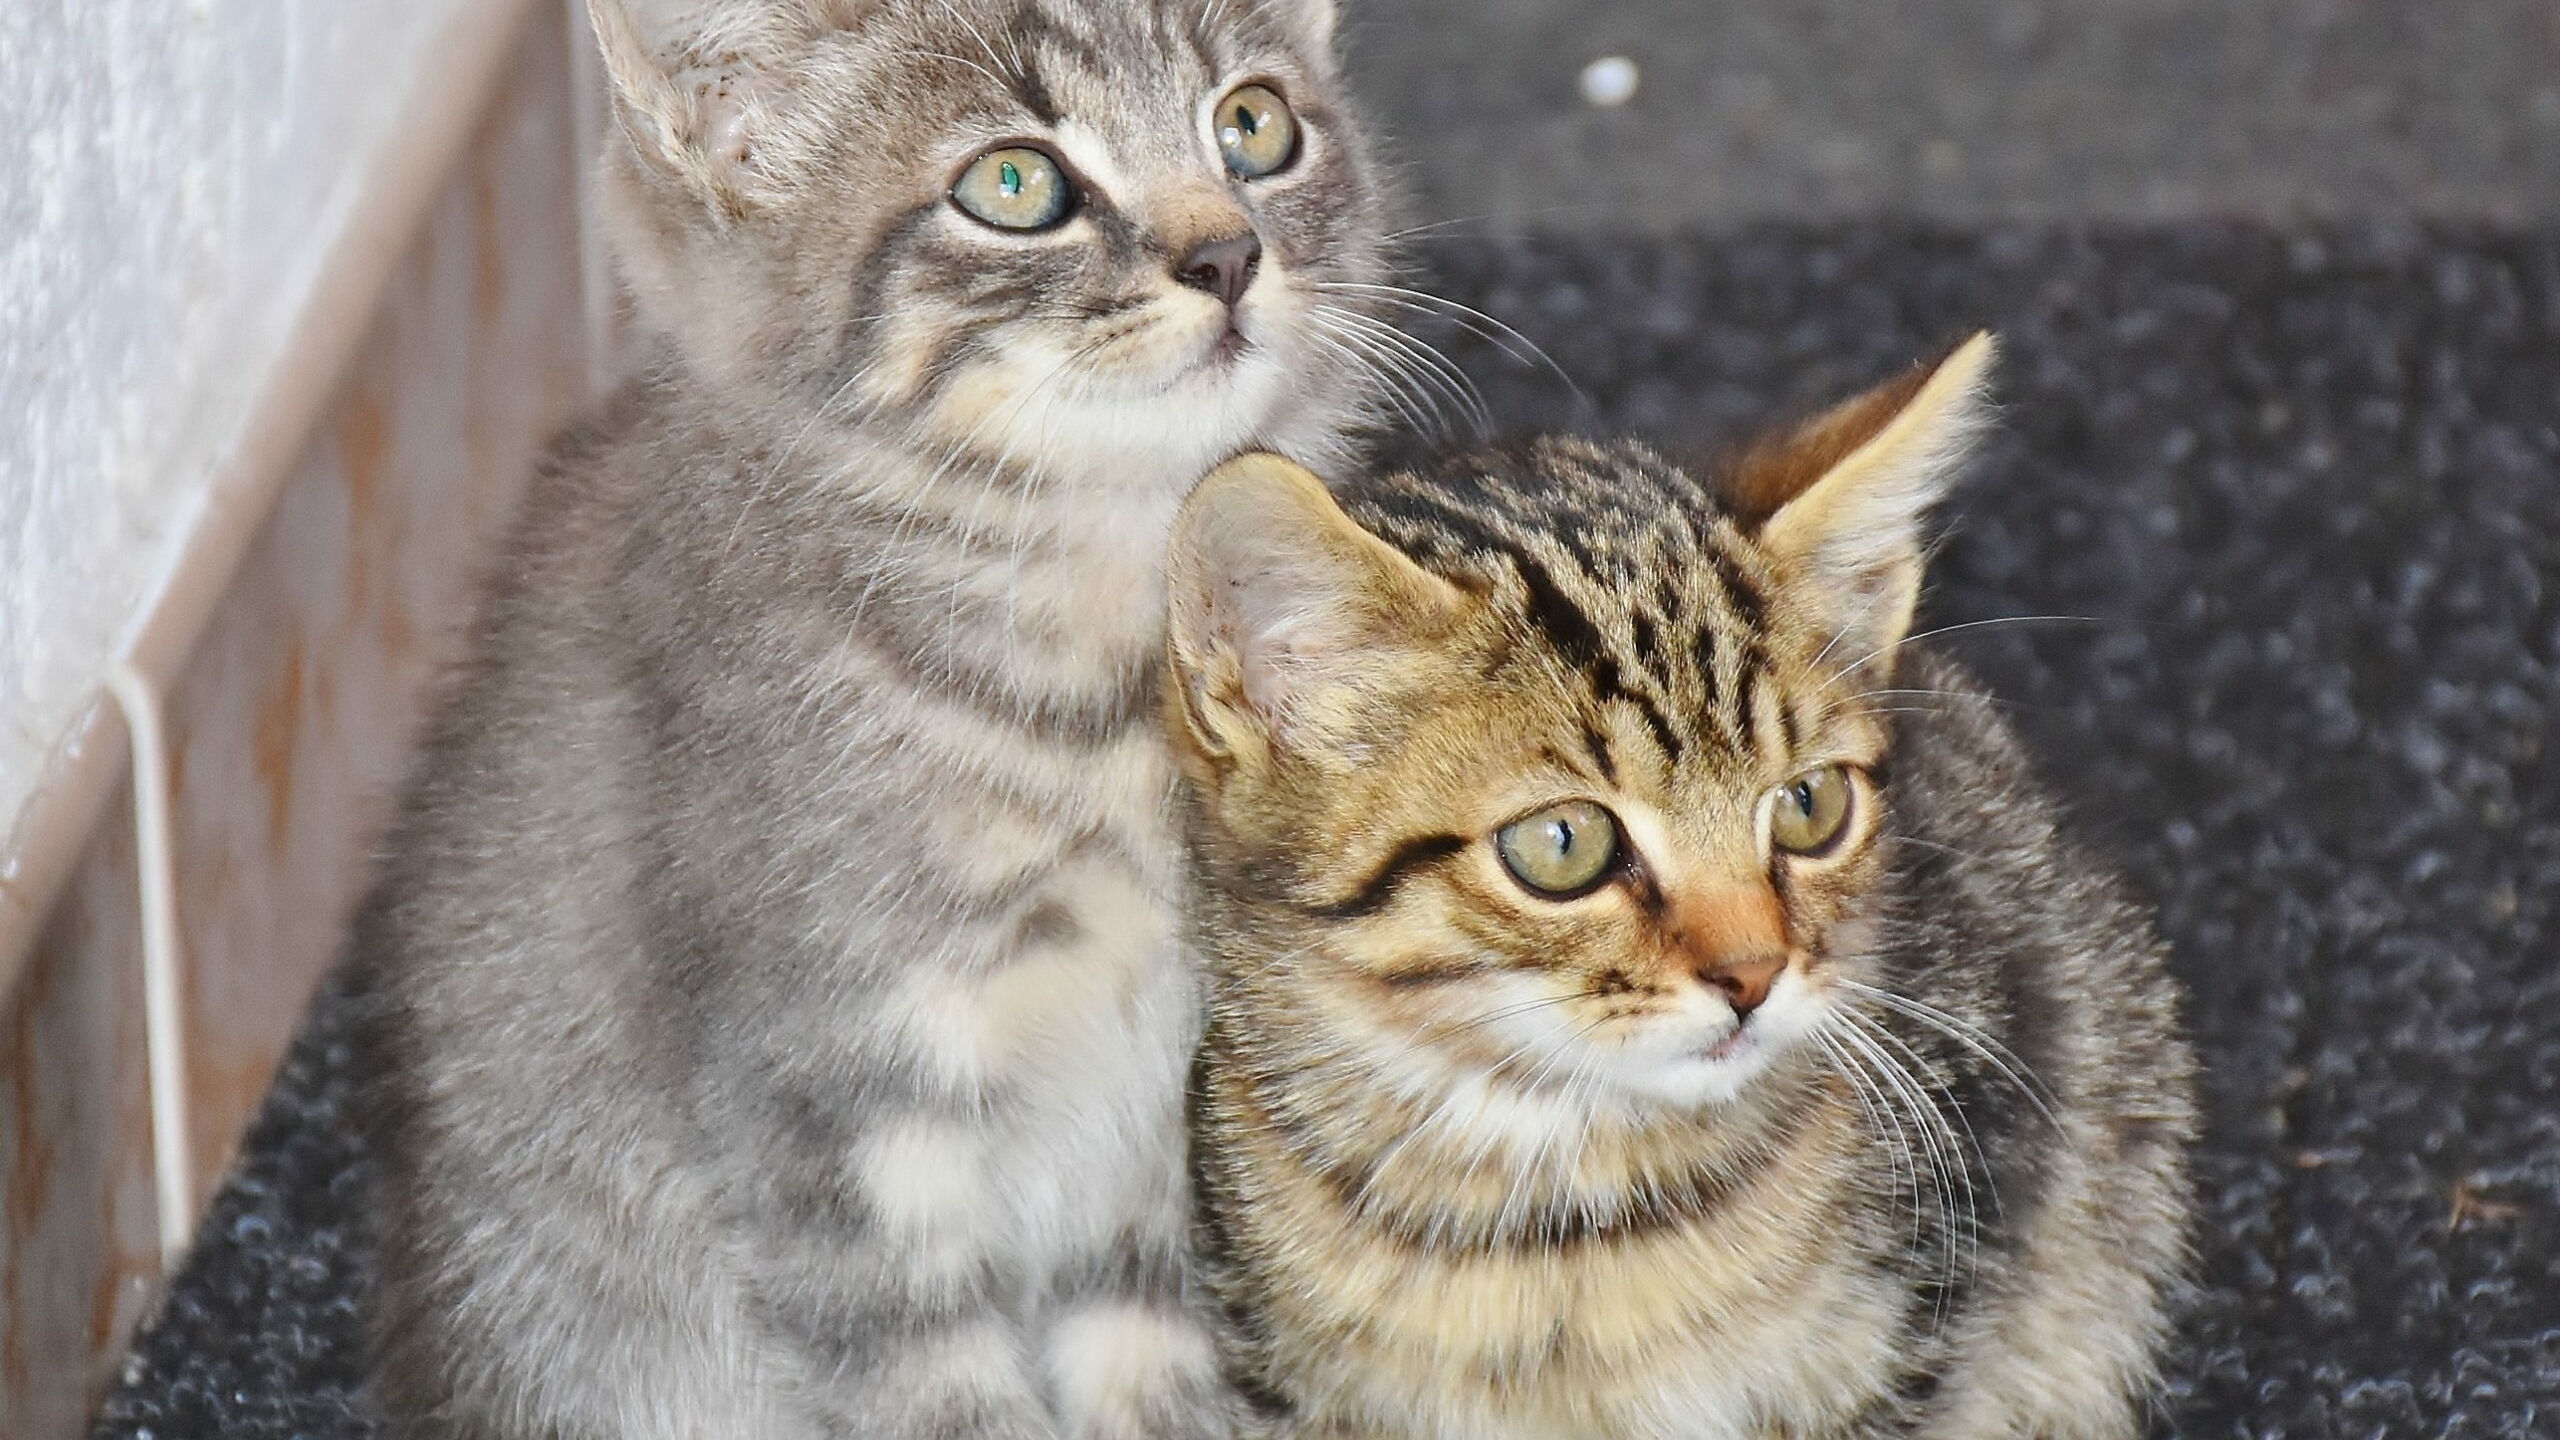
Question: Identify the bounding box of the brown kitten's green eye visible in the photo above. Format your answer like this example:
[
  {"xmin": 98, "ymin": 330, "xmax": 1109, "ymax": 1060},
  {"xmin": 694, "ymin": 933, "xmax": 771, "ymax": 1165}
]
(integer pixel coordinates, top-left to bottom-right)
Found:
[
  {"xmin": 1215, "ymin": 84, "xmax": 1299, "ymax": 178},
  {"xmin": 1769, "ymin": 765, "xmax": 1855, "ymax": 856},
  {"xmin": 1496, "ymin": 801, "xmax": 1621, "ymax": 897},
  {"xmin": 952, "ymin": 147, "xmax": 1073, "ymax": 230}
]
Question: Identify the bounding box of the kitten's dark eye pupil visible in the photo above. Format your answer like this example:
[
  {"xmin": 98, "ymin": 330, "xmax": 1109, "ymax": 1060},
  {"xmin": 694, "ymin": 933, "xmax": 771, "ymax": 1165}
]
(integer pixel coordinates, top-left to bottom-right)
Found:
[
  {"xmin": 1234, "ymin": 104, "xmax": 1259, "ymax": 135},
  {"xmin": 1791, "ymin": 782, "xmax": 1814, "ymax": 817},
  {"xmin": 1550, "ymin": 819, "xmax": 1577, "ymax": 852},
  {"xmin": 999, "ymin": 161, "xmax": 1022, "ymax": 195}
]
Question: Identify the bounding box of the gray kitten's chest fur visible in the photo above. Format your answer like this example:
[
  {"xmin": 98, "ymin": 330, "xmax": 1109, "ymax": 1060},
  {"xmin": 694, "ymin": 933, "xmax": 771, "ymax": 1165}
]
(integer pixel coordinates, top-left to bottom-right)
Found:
[{"xmin": 365, "ymin": 391, "xmax": 1232, "ymax": 1440}]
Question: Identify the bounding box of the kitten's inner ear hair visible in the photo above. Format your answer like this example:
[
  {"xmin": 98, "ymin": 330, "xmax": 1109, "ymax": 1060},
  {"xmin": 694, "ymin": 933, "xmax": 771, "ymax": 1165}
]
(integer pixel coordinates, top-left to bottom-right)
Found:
[
  {"xmin": 1165, "ymin": 454, "xmax": 1465, "ymax": 766},
  {"xmin": 587, "ymin": 0, "xmax": 831, "ymax": 203},
  {"xmin": 1733, "ymin": 332, "xmax": 1999, "ymax": 682}
]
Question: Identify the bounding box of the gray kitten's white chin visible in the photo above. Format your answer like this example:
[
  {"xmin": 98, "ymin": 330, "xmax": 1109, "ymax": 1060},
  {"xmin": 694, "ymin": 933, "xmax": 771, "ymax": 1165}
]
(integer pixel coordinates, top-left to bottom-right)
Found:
[{"xmin": 932, "ymin": 324, "xmax": 1304, "ymax": 493}]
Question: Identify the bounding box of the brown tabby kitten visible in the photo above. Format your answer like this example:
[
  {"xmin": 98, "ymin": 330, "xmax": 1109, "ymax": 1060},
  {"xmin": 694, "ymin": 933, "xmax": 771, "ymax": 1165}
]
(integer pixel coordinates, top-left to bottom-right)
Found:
[{"xmin": 1166, "ymin": 337, "xmax": 2198, "ymax": 1440}]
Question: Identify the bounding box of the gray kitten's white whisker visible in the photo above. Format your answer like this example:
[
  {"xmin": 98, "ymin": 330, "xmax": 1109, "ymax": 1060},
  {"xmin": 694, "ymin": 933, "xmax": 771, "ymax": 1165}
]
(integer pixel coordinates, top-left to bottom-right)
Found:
[
  {"xmin": 1315, "ymin": 279, "xmax": 1586, "ymax": 405},
  {"xmin": 900, "ymin": 47, "xmax": 1012, "ymax": 91},
  {"xmin": 1335, "ymin": 310, "xmax": 1493, "ymax": 437},
  {"xmin": 924, "ymin": 0, "xmax": 1018, "ymax": 81},
  {"xmin": 1302, "ymin": 317, "xmax": 1440, "ymax": 438},
  {"xmin": 1309, "ymin": 306, "xmax": 1483, "ymax": 438},
  {"xmin": 1315, "ymin": 301, "xmax": 1488, "ymax": 418}
]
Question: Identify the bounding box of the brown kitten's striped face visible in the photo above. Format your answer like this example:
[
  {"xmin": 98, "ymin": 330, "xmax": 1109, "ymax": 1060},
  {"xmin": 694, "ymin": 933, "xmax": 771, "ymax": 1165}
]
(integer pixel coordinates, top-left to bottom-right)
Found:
[
  {"xmin": 596, "ymin": 0, "xmax": 1382, "ymax": 486},
  {"xmin": 1168, "ymin": 341, "xmax": 1996, "ymax": 1117},
  {"xmin": 1277, "ymin": 606, "xmax": 1903, "ymax": 1113}
]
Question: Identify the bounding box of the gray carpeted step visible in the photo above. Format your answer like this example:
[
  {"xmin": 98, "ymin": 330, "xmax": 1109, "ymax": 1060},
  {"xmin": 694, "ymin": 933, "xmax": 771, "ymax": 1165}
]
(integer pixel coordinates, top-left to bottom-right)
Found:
[{"xmin": 93, "ymin": 223, "xmax": 2560, "ymax": 1439}]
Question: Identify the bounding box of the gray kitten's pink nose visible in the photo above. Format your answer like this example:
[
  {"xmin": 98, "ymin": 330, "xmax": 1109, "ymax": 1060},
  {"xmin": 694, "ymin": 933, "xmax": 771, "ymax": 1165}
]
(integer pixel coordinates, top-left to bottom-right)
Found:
[{"xmin": 1176, "ymin": 232, "xmax": 1263, "ymax": 308}]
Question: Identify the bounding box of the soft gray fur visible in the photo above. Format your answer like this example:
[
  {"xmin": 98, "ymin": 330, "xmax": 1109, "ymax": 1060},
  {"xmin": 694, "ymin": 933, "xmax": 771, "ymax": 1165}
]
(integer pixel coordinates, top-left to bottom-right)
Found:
[{"xmin": 357, "ymin": 2, "xmax": 1389, "ymax": 1436}]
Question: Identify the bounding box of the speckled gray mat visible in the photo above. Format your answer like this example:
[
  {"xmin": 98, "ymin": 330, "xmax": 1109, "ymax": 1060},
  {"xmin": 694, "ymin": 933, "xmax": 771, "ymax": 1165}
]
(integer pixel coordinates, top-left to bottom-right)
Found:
[{"xmin": 92, "ymin": 224, "xmax": 2560, "ymax": 1438}]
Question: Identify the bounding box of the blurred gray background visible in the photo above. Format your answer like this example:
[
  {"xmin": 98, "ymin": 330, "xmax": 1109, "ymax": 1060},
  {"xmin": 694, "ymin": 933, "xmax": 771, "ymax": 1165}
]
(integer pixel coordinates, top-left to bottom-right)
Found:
[{"xmin": 1345, "ymin": 0, "xmax": 2559, "ymax": 229}]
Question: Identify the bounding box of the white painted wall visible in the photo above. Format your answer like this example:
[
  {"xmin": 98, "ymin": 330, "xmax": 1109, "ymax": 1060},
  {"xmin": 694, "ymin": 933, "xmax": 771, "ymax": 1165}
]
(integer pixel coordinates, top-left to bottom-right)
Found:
[{"xmin": 0, "ymin": 0, "xmax": 537, "ymax": 936}]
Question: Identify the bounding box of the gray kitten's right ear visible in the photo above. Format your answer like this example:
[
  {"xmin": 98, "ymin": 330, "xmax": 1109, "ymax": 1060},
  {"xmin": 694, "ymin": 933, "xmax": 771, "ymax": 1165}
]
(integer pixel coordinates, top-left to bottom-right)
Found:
[
  {"xmin": 587, "ymin": 0, "xmax": 737, "ymax": 193},
  {"xmin": 1166, "ymin": 454, "xmax": 1463, "ymax": 766}
]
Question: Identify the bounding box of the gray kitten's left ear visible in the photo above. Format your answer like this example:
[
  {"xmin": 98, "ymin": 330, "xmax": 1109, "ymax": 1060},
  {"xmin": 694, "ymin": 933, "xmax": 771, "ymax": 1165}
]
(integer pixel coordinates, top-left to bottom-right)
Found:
[{"xmin": 1730, "ymin": 333, "xmax": 1998, "ymax": 679}]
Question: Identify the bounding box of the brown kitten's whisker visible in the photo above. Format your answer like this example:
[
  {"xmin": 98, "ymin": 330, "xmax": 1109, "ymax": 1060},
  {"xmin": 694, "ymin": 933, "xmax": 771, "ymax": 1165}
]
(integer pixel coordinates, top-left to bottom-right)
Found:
[
  {"xmin": 1817, "ymin": 1024, "xmax": 1936, "ymax": 1282},
  {"xmin": 1835, "ymin": 977, "xmax": 2066, "ymax": 1129},
  {"xmin": 1891, "ymin": 835, "xmax": 2004, "ymax": 870},
  {"xmin": 1820, "ymin": 615, "xmax": 2107, "ymax": 690},
  {"xmin": 1410, "ymin": 990, "xmax": 1603, "ymax": 1045},
  {"xmin": 1818, "ymin": 1014, "xmax": 1934, "ymax": 1270},
  {"xmin": 1811, "ymin": 1028, "xmax": 1917, "ymax": 1205},
  {"xmin": 1832, "ymin": 1005, "xmax": 1978, "ymax": 1318},
  {"xmin": 1839, "ymin": 686, "xmax": 2018, "ymax": 710},
  {"xmin": 1492, "ymin": 1015, "xmax": 1616, "ymax": 1238},
  {"xmin": 1834, "ymin": 1006, "xmax": 1976, "ymax": 1277},
  {"xmin": 1845, "ymin": 1001, "xmax": 2001, "ymax": 1233},
  {"xmin": 1837, "ymin": 975, "xmax": 2063, "ymax": 1117}
]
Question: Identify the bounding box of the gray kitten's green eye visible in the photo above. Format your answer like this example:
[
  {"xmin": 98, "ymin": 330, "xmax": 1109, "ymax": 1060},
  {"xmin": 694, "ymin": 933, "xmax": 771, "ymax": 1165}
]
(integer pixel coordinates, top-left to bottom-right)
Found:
[
  {"xmin": 952, "ymin": 147, "xmax": 1072, "ymax": 230},
  {"xmin": 1214, "ymin": 83, "xmax": 1299, "ymax": 178},
  {"xmin": 1769, "ymin": 765, "xmax": 1855, "ymax": 856},
  {"xmin": 1496, "ymin": 801, "xmax": 1621, "ymax": 897}
]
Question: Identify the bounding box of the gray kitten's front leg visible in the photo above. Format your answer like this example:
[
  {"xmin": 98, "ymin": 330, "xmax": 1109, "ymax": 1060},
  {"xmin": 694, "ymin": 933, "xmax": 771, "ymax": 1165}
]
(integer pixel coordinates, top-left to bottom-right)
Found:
[
  {"xmin": 1038, "ymin": 1266, "xmax": 1243, "ymax": 1440},
  {"xmin": 739, "ymin": 1209, "xmax": 1235, "ymax": 1440},
  {"xmin": 719, "ymin": 1131, "xmax": 1065, "ymax": 1440},
  {"xmin": 710, "ymin": 1054, "xmax": 1232, "ymax": 1440}
]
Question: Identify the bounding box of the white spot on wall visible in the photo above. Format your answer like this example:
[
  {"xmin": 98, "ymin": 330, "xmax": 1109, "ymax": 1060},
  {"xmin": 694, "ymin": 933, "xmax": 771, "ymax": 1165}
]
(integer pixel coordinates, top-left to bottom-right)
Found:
[{"xmin": 1580, "ymin": 55, "xmax": 1641, "ymax": 109}]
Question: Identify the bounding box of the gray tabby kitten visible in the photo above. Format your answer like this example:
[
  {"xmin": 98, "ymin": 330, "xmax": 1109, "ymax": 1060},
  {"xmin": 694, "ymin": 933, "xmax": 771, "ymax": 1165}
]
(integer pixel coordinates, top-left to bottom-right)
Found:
[
  {"xmin": 358, "ymin": 2, "xmax": 1385, "ymax": 1436},
  {"xmin": 1166, "ymin": 339, "xmax": 2198, "ymax": 1438}
]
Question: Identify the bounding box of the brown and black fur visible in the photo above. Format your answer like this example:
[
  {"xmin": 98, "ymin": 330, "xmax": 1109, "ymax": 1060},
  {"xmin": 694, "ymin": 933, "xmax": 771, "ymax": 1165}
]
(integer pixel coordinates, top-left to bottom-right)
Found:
[{"xmin": 1166, "ymin": 338, "xmax": 2196, "ymax": 1439}]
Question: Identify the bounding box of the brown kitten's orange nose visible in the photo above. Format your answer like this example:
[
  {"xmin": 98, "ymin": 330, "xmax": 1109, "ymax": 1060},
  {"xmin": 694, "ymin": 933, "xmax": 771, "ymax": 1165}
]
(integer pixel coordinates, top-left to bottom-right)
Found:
[
  {"xmin": 1176, "ymin": 231, "xmax": 1263, "ymax": 308},
  {"xmin": 1668, "ymin": 882, "xmax": 1789, "ymax": 1019},
  {"xmin": 1696, "ymin": 951, "xmax": 1784, "ymax": 1018}
]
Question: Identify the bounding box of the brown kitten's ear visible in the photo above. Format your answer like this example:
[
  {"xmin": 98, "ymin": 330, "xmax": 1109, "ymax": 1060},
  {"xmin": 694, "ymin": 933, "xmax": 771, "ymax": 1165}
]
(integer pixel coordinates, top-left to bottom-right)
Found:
[
  {"xmin": 1737, "ymin": 333, "xmax": 1998, "ymax": 680},
  {"xmin": 1167, "ymin": 455, "xmax": 1466, "ymax": 767}
]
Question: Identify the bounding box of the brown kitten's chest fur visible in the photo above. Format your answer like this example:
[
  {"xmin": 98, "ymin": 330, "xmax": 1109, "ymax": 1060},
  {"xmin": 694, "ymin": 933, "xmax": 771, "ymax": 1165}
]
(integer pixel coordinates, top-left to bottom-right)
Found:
[
  {"xmin": 1190, "ymin": 657, "xmax": 2192, "ymax": 1440},
  {"xmin": 1206, "ymin": 1064, "xmax": 1905, "ymax": 1438}
]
